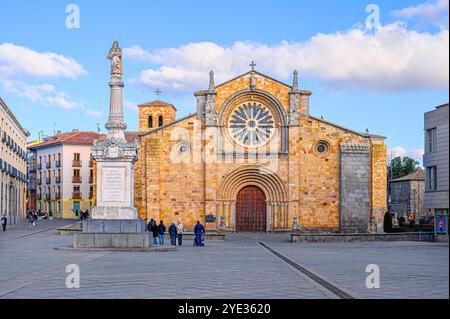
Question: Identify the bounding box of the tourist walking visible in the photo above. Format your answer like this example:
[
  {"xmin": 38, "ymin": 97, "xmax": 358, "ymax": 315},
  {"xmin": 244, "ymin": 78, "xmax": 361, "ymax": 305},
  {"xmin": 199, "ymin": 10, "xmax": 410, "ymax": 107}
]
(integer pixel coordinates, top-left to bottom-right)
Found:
[
  {"xmin": 28, "ymin": 211, "xmax": 34, "ymax": 229},
  {"xmin": 169, "ymin": 222, "xmax": 177, "ymax": 246},
  {"xmin": 194, "ymin": 220, "xmax": 205, "ymax": 247},
  {"xmin": 177, "ymin": 221, "xmax": 184, "ymax": 246},
  {"xmin": 1, "ymin": 214, "xmax": 7, "ymax": 231},
  {"xmin": 157, "ymin": 220, "xmax": 166, "ymax": 245},
  {"xmin": 151, "ymin": 220, "xmax": 158, "ymax": 245}
]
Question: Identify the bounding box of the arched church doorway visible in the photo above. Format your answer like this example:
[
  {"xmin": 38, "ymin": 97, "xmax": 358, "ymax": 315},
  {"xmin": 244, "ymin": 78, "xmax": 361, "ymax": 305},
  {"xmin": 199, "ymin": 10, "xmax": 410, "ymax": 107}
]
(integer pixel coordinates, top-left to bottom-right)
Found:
[{"xmin": 236, "ymin": 186, "xmax": 266, "ymax": 232}]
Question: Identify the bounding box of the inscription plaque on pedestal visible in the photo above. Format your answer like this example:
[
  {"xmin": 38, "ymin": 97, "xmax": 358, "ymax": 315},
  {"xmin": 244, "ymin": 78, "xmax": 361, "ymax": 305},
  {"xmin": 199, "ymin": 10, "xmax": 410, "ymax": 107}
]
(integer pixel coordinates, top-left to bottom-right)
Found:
[{"xmin": 102, "ymin": 167, "xmax": 125, "ymax": 202}]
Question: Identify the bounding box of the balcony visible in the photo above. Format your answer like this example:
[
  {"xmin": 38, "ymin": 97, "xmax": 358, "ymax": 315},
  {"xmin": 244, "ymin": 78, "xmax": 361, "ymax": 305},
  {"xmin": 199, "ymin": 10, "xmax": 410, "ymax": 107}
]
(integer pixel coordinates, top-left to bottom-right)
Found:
[
  {"xmin": 45, "ymin": 193, "xmax": 51, "ymax": 200},
  {"xmin": 72, "ymin": 160, "xmax": 82, "ymax": 167},
  {"xmin": 72, "ymin": 191, "xmax": 82, "ymax": 199},
  {"xmin": 72, "ymin": 176, "xmax": 82, "ymax": 183},
  {"xmin": 37, "ymin": 178, "xmax": 42, "ymax": 185},
  {"xmin": 37, "ymin": 194, "xmax": 42, "ymax": 200},
  {"xmin": 55, "ymin": 160, "xmax": 61, "ymax": 167},
  {"xmin": 55, "ymin": 176, "xmax": 61, "ymax": 183},
  {"xmin": 55, "ymin": 192, "xmax": 61, "ymax": 199},
  {"xmin": 89, "ymin": 160, "xmax": 94, "ymax": 167},
  {"xmin": 46, "ymin": 162, "xmax": 51, "ymax": 169},
  {"xmin": 46, "ymin": 178, "xmax": 51, "ymax": 184},
  {"xmin": 37, "ymin": 163, "xmax": 42, "ymax": 170}
]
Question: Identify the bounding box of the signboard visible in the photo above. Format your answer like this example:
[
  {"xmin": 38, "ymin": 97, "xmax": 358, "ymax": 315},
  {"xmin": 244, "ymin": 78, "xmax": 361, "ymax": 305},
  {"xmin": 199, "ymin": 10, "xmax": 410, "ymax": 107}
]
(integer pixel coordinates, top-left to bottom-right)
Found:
[
  {"xmin": 205, "ymin": 214, "xmax": 216, "ymax": 223},
  {"xmin": 436, "ymin": 214, "xmax": 447, "ymax": 234}
]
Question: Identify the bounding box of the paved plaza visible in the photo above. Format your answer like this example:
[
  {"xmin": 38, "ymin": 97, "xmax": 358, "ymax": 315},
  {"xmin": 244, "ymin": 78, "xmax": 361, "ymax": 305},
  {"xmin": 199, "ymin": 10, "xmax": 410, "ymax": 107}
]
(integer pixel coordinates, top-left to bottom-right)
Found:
[{"xmin": 0, "ymin": 220, "xmax": 448, "ymax": 299}]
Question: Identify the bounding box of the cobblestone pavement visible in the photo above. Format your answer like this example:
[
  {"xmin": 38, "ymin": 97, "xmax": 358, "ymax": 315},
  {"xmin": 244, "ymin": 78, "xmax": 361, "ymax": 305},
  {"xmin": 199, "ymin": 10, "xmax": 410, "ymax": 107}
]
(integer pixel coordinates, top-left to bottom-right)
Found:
[{"xmin": 0, "ymin": 221, "xmax": 448, "ymax": 299}]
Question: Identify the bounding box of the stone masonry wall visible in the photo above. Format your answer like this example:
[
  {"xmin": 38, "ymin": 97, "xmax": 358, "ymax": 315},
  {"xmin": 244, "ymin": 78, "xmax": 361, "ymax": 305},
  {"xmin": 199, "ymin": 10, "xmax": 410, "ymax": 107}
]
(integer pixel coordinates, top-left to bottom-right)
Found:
[{"xmin": 340, "ymin": 142, "xmax": 371, "ymax": 233}]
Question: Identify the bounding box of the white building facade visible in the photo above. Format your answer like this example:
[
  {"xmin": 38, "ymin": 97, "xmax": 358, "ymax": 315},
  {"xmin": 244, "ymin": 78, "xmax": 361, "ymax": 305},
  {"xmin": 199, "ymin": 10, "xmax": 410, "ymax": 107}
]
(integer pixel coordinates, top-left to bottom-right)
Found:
[
  {"xmin": 29, "ymin": 131, "xmax": 103, "ymax": 218},
  {"xmin": 0, "ymin": 97, "xmax": 29, "ymax": 224}
]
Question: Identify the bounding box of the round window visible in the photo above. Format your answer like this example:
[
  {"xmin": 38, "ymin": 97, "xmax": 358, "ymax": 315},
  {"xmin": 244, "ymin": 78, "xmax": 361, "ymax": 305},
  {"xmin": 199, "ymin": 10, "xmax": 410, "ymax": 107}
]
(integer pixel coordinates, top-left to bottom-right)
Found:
[
  {"xmin": 179, "ymin": 145, "xmax": 188, "ymax": 153},
  {"xmin": 314, "ymin": 140, "xmax": 331, "ymax": 157},
  {"xmin": 228, "ymin": 102, "xmax": 275, "ymax": 147}
]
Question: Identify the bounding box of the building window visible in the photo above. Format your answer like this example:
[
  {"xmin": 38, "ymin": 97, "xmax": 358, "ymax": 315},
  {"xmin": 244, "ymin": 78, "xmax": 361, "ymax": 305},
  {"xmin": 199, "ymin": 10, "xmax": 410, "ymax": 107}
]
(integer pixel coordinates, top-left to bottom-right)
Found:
[
  {"xmin": 313, "ymin": 140, "xmax": 331, "ymax": 157},
  {"xmin": 148, "ymin": 116, "xmax": 153, "ymax": 128},
  {"xmin": 426, "ymin": 128, "xmax": 437, "ymax": 153},
  {"xmin": 158, "ymin": 115, "xmax": 163, "ymax": 127},
  {"xmin": 426, "ymin": 166, "xmax": 437, "ymax": 191}
]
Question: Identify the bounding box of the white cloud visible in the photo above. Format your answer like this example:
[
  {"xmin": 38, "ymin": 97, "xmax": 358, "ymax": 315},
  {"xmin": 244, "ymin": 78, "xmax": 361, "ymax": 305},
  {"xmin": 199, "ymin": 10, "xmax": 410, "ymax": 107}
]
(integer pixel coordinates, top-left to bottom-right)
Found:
[
  {"xmin": 85, "ymin": 108, "xmax": 103, "ymax": 118},
  {"xmin": 45, "ymin": 92, "xmax": 81, "ymax": 110},
  {"xmin": 0, "ymin": 42, "xmax": 86, "ymax": 79},
  {"xmin": 1, "ymin": 80, "xmax": 83, "ymax": 110},
  {"xmin": 389, "ymin": 146, "xmax": 424, "ymax": 163},
  {"xmin": 392, "ymin": 0, "xmax": 449, "ymax": 28},
  {"xmin": 125, "ymin": 24, "xmax": 448, "ymax": 93}
]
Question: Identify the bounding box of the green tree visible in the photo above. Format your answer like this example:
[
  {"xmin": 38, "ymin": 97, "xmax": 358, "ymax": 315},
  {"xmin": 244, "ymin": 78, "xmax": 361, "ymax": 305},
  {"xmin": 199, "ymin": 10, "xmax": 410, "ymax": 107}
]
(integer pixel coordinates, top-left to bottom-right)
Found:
[{"xmin": 387, "ymin": 156, "xmax": 420, "ymax": 180}]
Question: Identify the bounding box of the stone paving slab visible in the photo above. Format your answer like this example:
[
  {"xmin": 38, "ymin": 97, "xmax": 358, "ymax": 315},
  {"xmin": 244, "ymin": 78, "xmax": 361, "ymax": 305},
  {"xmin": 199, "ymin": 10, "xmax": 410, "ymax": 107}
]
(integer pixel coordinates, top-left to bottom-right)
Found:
[{"xmin": 0, "ymin": 222, "xmax": 448, "ymax": 299}]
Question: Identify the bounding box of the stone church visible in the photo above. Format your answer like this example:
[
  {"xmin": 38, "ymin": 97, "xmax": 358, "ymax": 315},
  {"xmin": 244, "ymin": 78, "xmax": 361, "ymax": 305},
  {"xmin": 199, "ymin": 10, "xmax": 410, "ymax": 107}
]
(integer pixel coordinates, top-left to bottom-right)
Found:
[{"xmin": 133, "ymin": 68, "xmax": 387, "ymax": 233}]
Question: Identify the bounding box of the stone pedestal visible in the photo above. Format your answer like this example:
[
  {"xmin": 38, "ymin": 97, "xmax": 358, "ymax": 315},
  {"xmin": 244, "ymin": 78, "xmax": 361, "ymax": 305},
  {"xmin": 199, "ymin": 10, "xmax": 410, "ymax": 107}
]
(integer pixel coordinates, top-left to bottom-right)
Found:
[
  {"xmin": 73, "ymin": 220, "xmax": 150, "ymax": 249},
  {"xmin": 91, "ymin": 151, "xmax": 138, "ymax": 220}
]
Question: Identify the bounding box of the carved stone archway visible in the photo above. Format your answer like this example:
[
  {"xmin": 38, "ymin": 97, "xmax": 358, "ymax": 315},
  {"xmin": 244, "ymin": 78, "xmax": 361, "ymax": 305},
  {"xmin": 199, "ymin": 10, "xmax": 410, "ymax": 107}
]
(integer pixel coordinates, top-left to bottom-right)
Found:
[{"xmin": 216, "ymin": 165, "xmax": 288, "ymax": 232}]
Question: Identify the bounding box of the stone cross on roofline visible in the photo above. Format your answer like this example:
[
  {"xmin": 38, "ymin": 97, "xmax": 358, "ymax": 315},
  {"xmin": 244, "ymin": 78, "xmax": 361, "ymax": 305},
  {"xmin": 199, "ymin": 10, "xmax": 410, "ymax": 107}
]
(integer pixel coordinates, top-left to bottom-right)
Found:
[
  {"xmin": 249, "ymin": 61, "xmax": 256, "ymax": 71},
  {"xmin": 155, "ymin": 88, "xmax": 162, "ymax": 100}
]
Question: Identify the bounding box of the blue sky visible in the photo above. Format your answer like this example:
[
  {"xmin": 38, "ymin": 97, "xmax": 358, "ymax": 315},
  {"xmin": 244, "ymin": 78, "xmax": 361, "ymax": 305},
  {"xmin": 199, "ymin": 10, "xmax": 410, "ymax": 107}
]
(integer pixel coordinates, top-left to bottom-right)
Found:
[{"xmin": 0, "ymin": 0, "xmax": 448, "ymax": 164}]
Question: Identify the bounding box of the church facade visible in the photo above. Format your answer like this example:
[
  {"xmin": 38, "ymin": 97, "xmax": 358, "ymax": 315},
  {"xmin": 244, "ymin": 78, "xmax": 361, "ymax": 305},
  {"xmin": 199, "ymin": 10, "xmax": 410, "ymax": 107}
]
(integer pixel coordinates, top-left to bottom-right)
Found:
[{"xmin": 134, "ymin": 69, "xmax": 387, "ymax": 233}]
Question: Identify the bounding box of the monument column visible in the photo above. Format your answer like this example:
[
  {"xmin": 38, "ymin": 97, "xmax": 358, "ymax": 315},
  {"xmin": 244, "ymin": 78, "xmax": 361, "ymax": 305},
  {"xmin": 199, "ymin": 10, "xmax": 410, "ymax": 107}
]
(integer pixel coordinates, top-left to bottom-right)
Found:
[{"xmin": 91, "ymin": 41, "xmax": 139, "ymax": 220}]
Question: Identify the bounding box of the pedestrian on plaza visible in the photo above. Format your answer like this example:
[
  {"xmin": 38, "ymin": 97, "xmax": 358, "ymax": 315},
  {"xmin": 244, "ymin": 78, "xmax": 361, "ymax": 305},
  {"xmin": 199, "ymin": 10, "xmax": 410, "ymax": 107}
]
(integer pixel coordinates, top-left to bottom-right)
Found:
[
  {"xmin": 177, "ymin": 221, "xmax": 184, "ymax": 246},
  {"xmin": 157, "ymin": 220, "xmax": 166, "ymax": 245},
  {"xmin": 151, "ymin": 220, "xmax": 159, "ymax": 245},
  {"xmin": 147, "ymin": 218, "xmax": 154, "ymax": 231},
  {"xmin": 408, "ymin": 212, "xmax": 415, "ymax": 227},
  {"xmin": 85, "ymin": 209, "xmax": 90, "ymax": 220},
  {"xmin": 28, "ymin": 212, "xmax": 34, "ymax": 229},
  {"xmin": 193, "ymin": 220, "xmax": 205, "ymax": 247},
  {"xmin": 1, "ymin": 214, "xmax": 7, "ymax": 231},
  {"xmin": 33, "ymin": 211, "xmax": 38, "ymax": 223},
  {"xmin": 168, "ymin": 222, "xmax": 177, "ymax": 246}
]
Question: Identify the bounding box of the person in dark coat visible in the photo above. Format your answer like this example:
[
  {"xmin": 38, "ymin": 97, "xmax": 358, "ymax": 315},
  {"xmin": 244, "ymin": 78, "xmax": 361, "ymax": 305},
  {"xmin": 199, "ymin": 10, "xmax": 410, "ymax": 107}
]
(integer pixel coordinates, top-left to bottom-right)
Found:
[
  {"xmin": 168, "ymin": 222, "xmax": 178, "ymax": 246},
  {"xmin": 150, "ymin": 221, "xmax": 158, "ymax": 245},
  {"xmin": 157, "ymin": 220, "xmax": 166, "ymax": 245},
  {"xmin": 193, "ymin": 220, "xmax": 205, "ymax": 247},
  {"xmin": 1, "ymin": 214, "xmax": 7, "ymax": 231}
]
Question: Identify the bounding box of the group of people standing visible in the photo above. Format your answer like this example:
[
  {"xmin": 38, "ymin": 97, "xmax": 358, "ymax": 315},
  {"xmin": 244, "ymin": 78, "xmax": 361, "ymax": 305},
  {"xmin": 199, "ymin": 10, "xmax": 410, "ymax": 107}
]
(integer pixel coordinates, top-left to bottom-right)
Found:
[
  {"xmin": 75, "ymin": 209, "xmax": 90, "ymax": 220},
  {"xmin": 146, "ymin": 219, "xmax": 206, "ymax": 247}
]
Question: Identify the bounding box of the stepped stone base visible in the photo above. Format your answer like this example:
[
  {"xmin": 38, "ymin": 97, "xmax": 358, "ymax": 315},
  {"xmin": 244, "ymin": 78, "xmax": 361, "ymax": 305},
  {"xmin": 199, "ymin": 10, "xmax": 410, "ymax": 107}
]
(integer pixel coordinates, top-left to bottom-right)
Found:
[
  {"xmin": 74, "ymin": 233, "xmax": 150, "ymax": 249},
  {"xmin": 73, "ymin": 219, "xmax": 150, "ymax": 249}
]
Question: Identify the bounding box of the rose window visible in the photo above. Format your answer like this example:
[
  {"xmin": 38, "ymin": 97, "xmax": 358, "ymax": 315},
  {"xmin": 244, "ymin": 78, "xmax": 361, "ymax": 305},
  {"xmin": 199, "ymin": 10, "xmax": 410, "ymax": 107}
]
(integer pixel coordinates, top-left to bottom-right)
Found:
[{"xmin": 228, "ymin": 102, "xmax": 275, "ymax": 147}]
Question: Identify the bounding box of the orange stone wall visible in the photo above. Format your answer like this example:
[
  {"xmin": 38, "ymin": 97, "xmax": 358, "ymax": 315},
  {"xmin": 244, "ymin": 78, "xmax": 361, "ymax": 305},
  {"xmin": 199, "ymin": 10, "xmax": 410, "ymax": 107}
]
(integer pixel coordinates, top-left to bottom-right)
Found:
[
  {"xmin": 131, "ymin": 72, "xmax": 387, "ymax": 231},
  {"xmin": 138, "ymin": 105, "xmax": 176, "ymax": 132}
]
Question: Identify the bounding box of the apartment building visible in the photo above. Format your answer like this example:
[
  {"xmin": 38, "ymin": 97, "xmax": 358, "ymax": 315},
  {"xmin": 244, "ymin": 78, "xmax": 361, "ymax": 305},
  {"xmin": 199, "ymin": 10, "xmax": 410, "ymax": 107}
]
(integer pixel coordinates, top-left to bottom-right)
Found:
[
  {"xmin": 28, "ymin": 131, "xmax": 104, "ymax": 218},
  {"xmin": 0, "ymin": 97, "xmax": 30, "ymax": 224},
  {"xmin": 424, "ymin": 103, "xmax": 449, "ymax": 241}
]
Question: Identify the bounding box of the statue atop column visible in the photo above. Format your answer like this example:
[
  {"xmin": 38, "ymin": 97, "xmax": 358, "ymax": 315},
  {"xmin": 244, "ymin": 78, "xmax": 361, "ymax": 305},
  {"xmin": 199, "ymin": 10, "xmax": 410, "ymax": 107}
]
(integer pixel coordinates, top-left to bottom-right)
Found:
[{"xmin": 108, "ymin": 41, "xmax": 123, "ymax": 77}]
